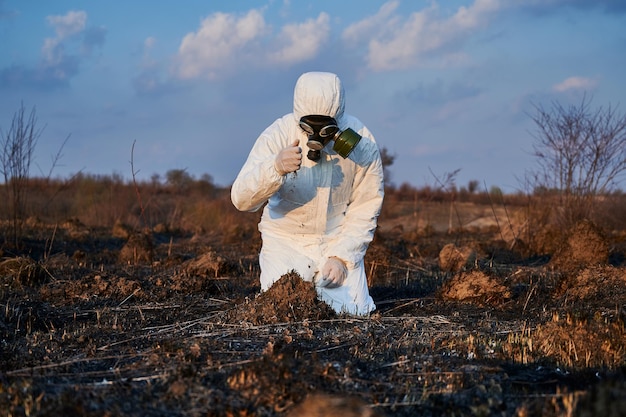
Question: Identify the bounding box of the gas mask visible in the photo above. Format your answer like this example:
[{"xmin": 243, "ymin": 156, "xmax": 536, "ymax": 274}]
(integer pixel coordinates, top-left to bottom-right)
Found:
[{"xmin": 299, "ymin": 115, "xmax": 362, "ymax": 161}]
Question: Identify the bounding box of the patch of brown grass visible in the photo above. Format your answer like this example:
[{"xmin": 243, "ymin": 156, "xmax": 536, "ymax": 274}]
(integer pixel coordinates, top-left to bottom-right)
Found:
[
  {"xmin": 534, "ymin": 314, "xmax": 625, "ymax": 369},
  {"xmin": 0, "ymin": 256, "xmax": 48, "ymax": 289},
  {"xmin": 559, "ymin": 265, "xmax": 626, "ymax": 300}
]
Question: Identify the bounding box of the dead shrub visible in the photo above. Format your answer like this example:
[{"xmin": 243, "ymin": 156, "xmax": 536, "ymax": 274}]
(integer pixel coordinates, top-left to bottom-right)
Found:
[{"xmin": 438, "ymin": 270, "xmax": 511, "ymax": 305}]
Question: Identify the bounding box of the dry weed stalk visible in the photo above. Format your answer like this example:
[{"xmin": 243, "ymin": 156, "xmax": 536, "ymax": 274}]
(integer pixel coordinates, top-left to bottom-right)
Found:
[{"xmin": 130, "ymin": 139, "xmax": 147, "ymax": 228}]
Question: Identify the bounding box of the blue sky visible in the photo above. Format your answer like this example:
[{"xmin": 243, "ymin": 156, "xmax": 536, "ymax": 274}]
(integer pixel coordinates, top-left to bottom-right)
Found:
[{"xmin": 1, "ymin": 0, "xmax": 625, "ymax": 192}]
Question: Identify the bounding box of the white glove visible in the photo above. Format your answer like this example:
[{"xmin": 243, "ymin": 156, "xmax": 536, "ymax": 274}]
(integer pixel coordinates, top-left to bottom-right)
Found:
[
  {"xmin": 318, "ymin": 257, "xmax": 348, "ymax": 288},
  {"xmin": 274, "ymin": 140, "xmax": 302, "ymax": 175}
]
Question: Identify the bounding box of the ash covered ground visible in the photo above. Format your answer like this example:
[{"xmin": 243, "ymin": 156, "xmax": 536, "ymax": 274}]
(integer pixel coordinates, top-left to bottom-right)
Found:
[{"xmin": 1, "ymin": 217, "xmax": 625, "ymax": 416}]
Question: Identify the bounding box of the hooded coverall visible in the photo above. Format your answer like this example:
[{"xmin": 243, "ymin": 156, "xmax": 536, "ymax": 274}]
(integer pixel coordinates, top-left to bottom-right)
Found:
[{"xmin": 231, "ymin": 72, "xmax": 384, "ymax": 315}]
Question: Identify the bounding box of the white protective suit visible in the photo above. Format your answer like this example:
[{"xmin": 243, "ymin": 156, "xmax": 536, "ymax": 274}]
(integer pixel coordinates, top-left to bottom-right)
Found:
[{"xmin": 231, "ymin": 72, "xmax": 384, "ymax": 315}]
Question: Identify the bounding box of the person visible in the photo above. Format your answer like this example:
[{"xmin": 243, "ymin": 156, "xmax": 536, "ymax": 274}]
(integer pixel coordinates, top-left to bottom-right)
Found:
[{"xmin": 231, "ymin": 71, "xmax": 384, "ymax": 315}]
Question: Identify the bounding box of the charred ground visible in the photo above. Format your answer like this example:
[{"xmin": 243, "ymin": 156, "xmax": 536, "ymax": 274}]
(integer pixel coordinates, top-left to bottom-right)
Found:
[{"xmin": 1, "ymin": 197, "xmax": 626, "ymax": 417}]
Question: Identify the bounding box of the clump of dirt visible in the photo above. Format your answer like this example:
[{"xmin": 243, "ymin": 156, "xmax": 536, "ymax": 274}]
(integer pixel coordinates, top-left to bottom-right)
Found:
[
  {"xmin": 287, "ymin": 393, "xmax": 386, "ymax": 417},
  {"xmin": 224, "ymin": 271, "xmax": 336, "ymax": 325},
  {"xmin": 119, "ymin": 231, "xmax": 155, "ymax": 264},
  {"xmin": 550, "ymin": 219, "xmax": 609, "ymax": 272},
  {"xmin": 438, "ymin": 243, "xmax": 477, "ymax": 272},
  {"xmin": 182, "ymin": 250, "xmax": 232, "ymax": 278},
  {"xmin": 167, "ymin": 250, "xmax": 242, "ymax": 294},
  {"xmin": 438, "ymin": 270, "xmax": 511, "ymax": 305}
]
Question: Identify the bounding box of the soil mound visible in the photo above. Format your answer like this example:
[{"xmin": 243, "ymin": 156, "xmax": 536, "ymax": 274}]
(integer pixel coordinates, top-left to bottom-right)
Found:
[
  {"xmin": 171, "ymin": 251, "xmax": 242, "ymax": 293},
  {"xmin": 438, "ymin": 243, "xmax": 477, "ymax": 272},
  {"xmin": 119, "ymin": 232, "xmax": 154, "ymax": 264},
  {"xmin": 439, "ymin": 270, "xmax": 511, "ymax": 305},
  {"xmin": 550, "ymin": 219, "xmax": 609, "ymax": 272},
  {"xmin": 182, "ymin": 250, "xmax": 230, "ymax": 278},
  {"xmin": 225, "ymin": 271, "xmax": 336, "ymax": 325}
]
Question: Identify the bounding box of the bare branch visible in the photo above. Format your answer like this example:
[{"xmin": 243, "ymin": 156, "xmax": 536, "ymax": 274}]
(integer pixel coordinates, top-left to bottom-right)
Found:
[{"xmin": 526, "ymin": 95, "xmax": 626, "ymax": 226}]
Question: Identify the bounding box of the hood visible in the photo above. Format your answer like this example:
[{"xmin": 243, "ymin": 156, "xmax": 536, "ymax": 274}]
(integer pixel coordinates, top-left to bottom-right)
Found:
[{"xmin": 293, "ymin": 72, "xmax": 345, "ymax": 125}]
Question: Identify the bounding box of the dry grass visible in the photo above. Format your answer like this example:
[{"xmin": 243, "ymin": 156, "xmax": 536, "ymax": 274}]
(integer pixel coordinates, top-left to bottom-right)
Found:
[{"xmin": 534, "ymin": 314, "xmax": 625, "ymax": 368}]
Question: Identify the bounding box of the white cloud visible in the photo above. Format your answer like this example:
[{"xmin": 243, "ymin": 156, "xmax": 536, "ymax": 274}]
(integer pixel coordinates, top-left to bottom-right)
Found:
[
  {"xmin": 46, "ymin": 10, "xmax": 87, "ymax": 40},
  {"xmin": 269, "ymin": 13, "xmax": 330, "ymax": 64},
  {"xmin": 552, "ymin": 76, "xmax": 598, "ymax": 92},
  {"xmin": 174, "ymin": 10, "xmax": 268, "ymax": 79},
  {"xmin": 343, "ymin": 0, "xmax": 502, "ymax": 71},
  {"xmin": 19, "ymin": 9, "xmax": 106, "ymax": 86},
  {"xmin": 173, "ymin": 9, "xmax": 330, "ymax": 79},
  {"xmin": 41, "ymin": 10, "xmax": 88, "ymax": 67},
  {"xmin": 41, "ymin": 37, "xmax": 62, "ymax": 65}
]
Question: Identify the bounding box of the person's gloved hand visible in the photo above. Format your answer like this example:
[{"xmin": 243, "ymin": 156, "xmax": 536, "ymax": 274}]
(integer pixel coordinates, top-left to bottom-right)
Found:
[
  {"xmin": 318, "ymin": 257, "xmax": 348, "ymax": 288},
  {"xmin": 274, "ymin": 140, "xmax": 302, "ymax": 175}
]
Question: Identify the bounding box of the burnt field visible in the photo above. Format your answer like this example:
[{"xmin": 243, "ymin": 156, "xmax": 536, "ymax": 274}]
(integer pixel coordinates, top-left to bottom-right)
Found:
[{"xmin": 1, "ymin": 198, "xmax": 626, "ymax": 417}]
